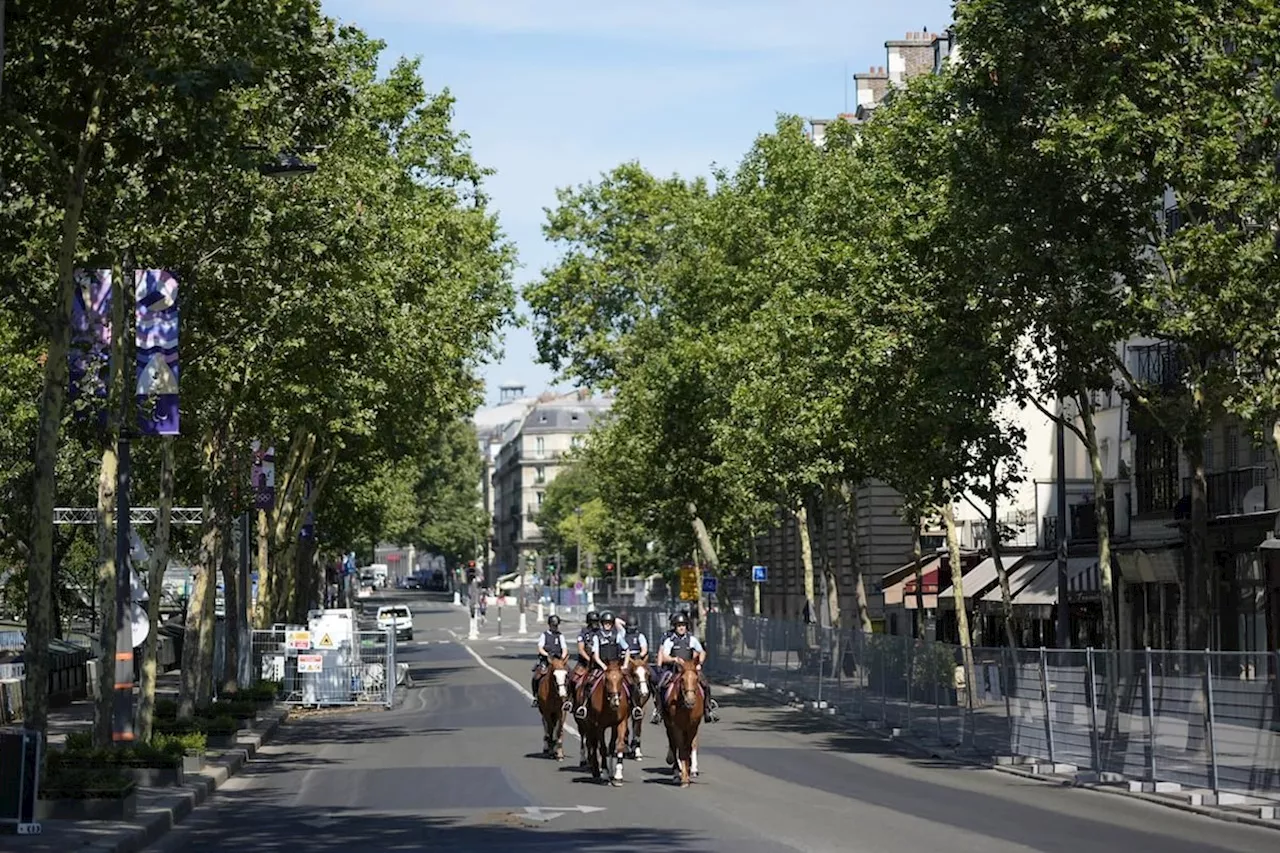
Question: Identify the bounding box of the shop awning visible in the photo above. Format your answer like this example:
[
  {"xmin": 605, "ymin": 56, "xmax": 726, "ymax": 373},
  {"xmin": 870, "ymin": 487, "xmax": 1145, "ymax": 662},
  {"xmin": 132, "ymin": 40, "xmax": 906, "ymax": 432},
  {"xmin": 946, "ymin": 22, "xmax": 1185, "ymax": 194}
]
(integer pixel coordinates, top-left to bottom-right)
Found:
[
  {"xmin": 949, "ymin": 554, "xmax": 1036, "ymax": 601},
  {"xmin": 981, "ymin": 559, "xmax": 1055, "ymax": 604},
  {"xmin": 1010, "ymin": 558, "xmax": 1099, "ymax": 606},
  {"xmin": 881, "ymin": 555, "xmax": 942, "ymax": 606}
]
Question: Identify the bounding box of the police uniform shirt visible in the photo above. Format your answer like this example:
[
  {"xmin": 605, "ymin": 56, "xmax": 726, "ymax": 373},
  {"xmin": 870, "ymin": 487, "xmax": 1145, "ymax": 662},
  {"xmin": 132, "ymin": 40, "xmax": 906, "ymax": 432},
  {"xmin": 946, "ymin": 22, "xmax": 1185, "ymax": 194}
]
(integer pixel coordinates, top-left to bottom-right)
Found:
[
  {"xmin": 576, "ymin": 628, "xmax": 597, "ymax": 660},
  {"xmin": 626, "ymin": 630, "xmax": 648, "ymax": 657},
  {"xmin": 590, "ymin": 627, "xmax": 628, "ymax": 660},
  {"xmin": 539, "ymin": 630, "xmax": 566, "ymax": 659},
  {"xmin": 661, "ymin": 633, "xmax": 704, "ymax": 661}
]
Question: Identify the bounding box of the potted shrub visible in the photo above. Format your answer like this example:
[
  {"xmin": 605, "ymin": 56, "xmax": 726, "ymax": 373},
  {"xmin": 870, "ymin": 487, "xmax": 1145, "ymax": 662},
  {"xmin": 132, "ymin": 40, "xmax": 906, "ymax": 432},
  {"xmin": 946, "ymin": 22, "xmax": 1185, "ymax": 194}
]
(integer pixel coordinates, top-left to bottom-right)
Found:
[
  {"xmin": 201, "ymin": 715, "xmax": 241, "ymax": 749},
  {"xmin": 56, "ymin": 736, "xmax": 187, "ymax": 786},
  {"xmin": 155, "ymin": 731, "xmax": 208, "ymax": 773},
  {"xmin": 39, "ymin": 763, "xmax": 137, "ymax": 821}
]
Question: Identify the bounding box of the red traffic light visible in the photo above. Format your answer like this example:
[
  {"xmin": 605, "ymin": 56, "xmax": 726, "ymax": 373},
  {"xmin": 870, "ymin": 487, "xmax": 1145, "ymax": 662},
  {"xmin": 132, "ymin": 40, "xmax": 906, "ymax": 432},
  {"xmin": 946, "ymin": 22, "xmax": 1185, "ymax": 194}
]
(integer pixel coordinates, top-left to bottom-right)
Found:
[
  {"xmin": 468, "ymin": 560, "xmax": 476, "ymax": 567},
  {"xmin": 605, "ymin": 563, "xmax": 614, "ymax": 573}
]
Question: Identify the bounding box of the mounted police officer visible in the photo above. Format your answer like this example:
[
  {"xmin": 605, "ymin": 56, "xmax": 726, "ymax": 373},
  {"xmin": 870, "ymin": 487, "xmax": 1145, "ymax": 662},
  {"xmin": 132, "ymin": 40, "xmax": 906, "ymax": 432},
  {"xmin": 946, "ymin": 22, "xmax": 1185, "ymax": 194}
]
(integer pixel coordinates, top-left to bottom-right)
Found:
[
  {"xmin": 530, "ymin": 614, "xmax": 569, "ymax": 706},
  {"xmin": 577, "ymin": 611, "xmax": 627, "ymax": 720},
  {"xmin": 653, "ymin": 612, "xmax": 718, "ymax": 724},
  {"xmin": 617, "ymin": 613, "xmax": 648, "ymax": 663},
  {"xmin": 570, "ymin": 610, "xmax": 601, "ymax": 714}
]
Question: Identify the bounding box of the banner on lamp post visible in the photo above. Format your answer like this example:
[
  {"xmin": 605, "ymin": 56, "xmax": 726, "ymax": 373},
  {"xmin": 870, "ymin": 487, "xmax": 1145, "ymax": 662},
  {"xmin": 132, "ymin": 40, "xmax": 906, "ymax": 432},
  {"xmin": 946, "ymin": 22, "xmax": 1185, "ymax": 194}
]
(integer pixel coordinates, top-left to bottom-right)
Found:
[
  {"xmin": 134, "ymin": 269, "xmax": 179, "ymax": 435},
  {"xmin": 68, "ymin": 268, "xmax": 113, "ymax": 420},
  {"xmin": 251, "ymin": 440, "xmax": 275, "ymax": 510}
]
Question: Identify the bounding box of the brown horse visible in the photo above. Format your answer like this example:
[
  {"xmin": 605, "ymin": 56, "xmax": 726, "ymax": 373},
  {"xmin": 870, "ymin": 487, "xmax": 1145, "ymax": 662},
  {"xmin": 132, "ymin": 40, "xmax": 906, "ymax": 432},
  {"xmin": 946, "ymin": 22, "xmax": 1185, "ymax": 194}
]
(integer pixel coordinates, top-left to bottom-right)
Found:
[
  {"xmin": 625, "ymin": 654, "xmax": 653, "ymax": 759},
  {"xmin": 534, "ymin": 656, "xmax": 571, "ymax": 760},
  {"xmin": 662, "ymin": 658, "xmax": 703, "ymax": 787},
  {"xmin": 584, "ymin": 660, "xmax": 630, "ymax": 785}
]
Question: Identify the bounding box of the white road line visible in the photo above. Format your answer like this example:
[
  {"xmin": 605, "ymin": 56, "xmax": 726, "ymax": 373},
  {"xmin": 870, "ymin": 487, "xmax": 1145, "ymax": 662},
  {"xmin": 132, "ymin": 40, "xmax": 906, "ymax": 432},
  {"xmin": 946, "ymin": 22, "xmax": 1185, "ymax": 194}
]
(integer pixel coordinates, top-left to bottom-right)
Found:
[{"xmin": 461, "ymin": 642, "xmax": 580, "ymax": 739}]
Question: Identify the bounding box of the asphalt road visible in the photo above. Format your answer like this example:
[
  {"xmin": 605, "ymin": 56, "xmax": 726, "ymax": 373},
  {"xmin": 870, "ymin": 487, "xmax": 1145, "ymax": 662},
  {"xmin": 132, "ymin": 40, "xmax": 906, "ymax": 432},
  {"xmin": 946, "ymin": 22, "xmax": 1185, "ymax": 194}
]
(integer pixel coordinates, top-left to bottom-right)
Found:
[{"xmin": 146, "ymin": 593, "xmax": 1280, "ymax": 853}]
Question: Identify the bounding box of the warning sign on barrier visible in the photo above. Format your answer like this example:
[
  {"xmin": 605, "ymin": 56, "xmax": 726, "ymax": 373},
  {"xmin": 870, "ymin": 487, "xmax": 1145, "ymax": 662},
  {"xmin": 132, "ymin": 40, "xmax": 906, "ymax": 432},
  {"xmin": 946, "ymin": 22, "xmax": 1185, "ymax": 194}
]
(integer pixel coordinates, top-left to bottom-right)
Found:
[
  {"xmin": 297, "ymin": 654, "xmax": 323, "ymax": 673},
  {"xmin": 316, "ymin": 632, "xmax": 334, "ymax": 649},
  {"xmin": 286, "ymin": 630, "xmax": 311, "ymax": 650}
]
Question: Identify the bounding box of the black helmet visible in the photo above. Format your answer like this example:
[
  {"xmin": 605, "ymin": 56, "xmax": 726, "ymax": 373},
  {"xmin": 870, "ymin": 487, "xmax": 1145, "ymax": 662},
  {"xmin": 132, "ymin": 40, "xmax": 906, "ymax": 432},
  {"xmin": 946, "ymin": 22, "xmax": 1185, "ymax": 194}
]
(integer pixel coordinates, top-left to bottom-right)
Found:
[
  {"xmin": 547, "ymin": 615, "xmax": 561, "ymax": 628},
  {"xmin": 599, "ymin": 610, "xmax": 615, "ymax": 624},
  {"xmin": 586, "ymin": 610, "xmax": 600, "ymax": 625},
  {"xmin": 673, "ymin": 613, "xmax": 689, "ymax": 627},
  {"xmin": 669, "ymin": 613, "xmax": 680, "ymax": 627}
]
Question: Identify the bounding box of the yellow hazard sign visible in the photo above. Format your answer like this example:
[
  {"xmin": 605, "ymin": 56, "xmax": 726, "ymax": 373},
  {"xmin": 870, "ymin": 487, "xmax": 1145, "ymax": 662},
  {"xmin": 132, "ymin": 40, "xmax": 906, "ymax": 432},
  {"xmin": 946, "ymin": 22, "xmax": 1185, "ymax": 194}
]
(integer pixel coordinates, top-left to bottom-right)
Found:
[
  {"xmin": 316, "ymin": 632, "xmax": 334, "ymax": 649},
  {"xmin": 678, "ymin": 566, "xmax": 700, "ymax": 601}
]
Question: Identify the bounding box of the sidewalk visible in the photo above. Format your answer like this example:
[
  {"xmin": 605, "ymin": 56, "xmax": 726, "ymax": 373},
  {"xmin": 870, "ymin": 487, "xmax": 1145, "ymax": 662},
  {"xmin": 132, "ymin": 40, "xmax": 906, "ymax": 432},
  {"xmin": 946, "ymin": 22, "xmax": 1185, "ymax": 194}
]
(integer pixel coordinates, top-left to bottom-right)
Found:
[
  {"xmin": 11, "ymin": 674, "xmax": 289, "ymax": 853},
  {"xmin": 710, "ymin": 671, "xmax": 1280, "ymax": 833}
]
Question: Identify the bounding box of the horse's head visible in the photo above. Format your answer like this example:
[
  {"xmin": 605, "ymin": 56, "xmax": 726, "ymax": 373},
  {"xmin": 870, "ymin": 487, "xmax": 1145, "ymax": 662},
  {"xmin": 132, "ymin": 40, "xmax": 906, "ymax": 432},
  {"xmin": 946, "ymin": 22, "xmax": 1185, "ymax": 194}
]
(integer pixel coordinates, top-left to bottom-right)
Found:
[
  {"xmin": 603, "ymin": 661, "xmax": 625, "ymax": 709},
  {"xmin": 548, "ymin": 656, "xmax": 569, "ymax": 698},
  {"xmin": 631, "ymin": 655, "xmax": 650, "ymax": 697},
  {"xmin": 675, "ymin": 658, "xmax": 700, "ymax": 709}
]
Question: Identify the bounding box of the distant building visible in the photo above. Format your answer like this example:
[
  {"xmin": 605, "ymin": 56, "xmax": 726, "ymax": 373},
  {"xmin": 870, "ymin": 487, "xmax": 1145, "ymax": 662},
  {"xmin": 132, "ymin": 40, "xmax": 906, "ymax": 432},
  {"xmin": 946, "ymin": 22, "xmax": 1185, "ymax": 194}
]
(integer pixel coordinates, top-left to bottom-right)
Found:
[{"xmin": 489, "ymin": 390, "xmax": 612, "ymax": 580}]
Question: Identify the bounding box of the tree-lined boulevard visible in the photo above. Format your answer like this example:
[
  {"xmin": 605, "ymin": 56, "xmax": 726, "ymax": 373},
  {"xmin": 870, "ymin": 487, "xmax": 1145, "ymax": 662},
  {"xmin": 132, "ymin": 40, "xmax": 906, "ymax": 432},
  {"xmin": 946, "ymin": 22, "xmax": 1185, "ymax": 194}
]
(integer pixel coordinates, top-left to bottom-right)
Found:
[
  {"xmin": 130, "ymin": 595, "xmax": 1280, "ymax": 853},
  {"xmin": 4, "ymin": 0, "xmax": 1280, "ymax": 848}
]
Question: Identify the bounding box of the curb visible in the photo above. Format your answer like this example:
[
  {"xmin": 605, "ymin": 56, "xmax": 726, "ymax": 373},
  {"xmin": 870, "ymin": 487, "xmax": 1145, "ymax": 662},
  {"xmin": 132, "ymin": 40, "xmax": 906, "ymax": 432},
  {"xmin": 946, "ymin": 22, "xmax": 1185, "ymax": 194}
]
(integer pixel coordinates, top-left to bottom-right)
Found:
[
  {"xmin": 67, "ymin": 709, "xmax": 290, "ymax": 853},
  {"xmin": 711, "ymin": 676, "xmax": 1280, "ymax": 833}
]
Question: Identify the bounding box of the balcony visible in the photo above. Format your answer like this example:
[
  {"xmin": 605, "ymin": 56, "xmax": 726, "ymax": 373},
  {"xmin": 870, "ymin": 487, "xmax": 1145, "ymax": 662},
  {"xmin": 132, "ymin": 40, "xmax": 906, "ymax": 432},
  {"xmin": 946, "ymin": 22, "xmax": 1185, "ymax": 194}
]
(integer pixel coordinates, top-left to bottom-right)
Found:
[
  {"xmin": 1180, "ymin": 466, "xmax": 1269, "ymax": 517},
  {"xmin": 1127, "ymin": 341, "xmax": 1185, "ymax": 392},
  {"xmin": 1041, "ymin": 487, "xmax": 1115, "ymax": 549}
]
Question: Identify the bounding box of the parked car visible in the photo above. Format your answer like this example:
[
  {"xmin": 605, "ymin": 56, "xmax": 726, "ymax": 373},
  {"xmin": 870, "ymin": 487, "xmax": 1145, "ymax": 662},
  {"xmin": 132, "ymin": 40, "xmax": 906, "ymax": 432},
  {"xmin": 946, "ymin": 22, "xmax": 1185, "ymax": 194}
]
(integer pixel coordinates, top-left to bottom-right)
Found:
[{"xmin": 376, "ymin": 604, "xmax": 413, "ymax": 641}]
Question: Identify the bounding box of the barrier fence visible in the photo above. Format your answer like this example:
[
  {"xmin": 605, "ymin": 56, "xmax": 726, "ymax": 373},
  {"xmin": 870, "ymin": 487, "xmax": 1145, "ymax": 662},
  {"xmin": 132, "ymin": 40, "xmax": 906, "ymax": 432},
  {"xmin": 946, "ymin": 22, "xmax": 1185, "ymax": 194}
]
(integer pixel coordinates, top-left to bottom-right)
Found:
[
  {"xmin": 249, "ymin": 627, "xmax": 398, "ymax": 708},
  {"xmin": 621, "ymin": 606, "xmax": 1280, "ymax": 800}
]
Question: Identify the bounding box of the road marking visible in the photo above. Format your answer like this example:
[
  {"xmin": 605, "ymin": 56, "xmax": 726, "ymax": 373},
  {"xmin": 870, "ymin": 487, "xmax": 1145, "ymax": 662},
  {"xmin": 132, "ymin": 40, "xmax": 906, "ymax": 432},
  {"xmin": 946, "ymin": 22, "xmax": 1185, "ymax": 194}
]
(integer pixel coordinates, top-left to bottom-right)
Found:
[
  {"xmin": 461, "ymin": 642, "xmax": 580, "ymax": 739},
  {"xmin": 516, "ymin": 805, "xmax": 606, "ymax": 823}
]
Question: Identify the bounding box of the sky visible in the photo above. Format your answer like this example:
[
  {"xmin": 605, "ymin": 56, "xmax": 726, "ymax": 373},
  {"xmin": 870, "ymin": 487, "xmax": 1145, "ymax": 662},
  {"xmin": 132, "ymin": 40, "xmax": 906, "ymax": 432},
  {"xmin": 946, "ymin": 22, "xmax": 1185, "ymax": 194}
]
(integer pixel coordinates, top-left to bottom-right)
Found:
[{"xmin": 320, "ymin": 0, "xmax": 955, "ymax": 407}]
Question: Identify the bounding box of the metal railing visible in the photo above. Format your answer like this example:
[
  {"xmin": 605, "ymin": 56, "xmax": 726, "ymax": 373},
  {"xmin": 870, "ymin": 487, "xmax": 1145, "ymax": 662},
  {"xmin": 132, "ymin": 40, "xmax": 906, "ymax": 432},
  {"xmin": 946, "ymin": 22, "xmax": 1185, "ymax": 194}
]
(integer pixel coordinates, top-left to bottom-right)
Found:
[
  {"xmin": 1181, "ymin": 467, "xmax": 1268, "ymax": 517},
  {"xmin": 250, "ymin": 627, "xmax": 397, "ymax": 708},
  {"xmin": 700, "ymin": 612, "xmax": 1280, "ymax": 801}
]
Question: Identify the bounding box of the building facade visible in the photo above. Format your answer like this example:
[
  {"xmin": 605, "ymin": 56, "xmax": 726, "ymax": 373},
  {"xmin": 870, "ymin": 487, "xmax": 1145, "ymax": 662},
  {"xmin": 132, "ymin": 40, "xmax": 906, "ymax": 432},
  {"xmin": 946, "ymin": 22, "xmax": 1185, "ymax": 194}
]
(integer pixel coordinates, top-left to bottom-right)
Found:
[{"xmin": 489, "ymin": 390, "xmax": 612, "ymax": 580}]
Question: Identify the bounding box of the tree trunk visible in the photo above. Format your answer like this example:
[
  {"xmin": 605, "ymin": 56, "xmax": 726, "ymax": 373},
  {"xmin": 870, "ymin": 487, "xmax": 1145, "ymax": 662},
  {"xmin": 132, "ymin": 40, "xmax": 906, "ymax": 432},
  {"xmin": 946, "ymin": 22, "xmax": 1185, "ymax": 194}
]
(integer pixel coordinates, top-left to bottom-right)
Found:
[
  {"xmin": 24, "ymin": 85, "xmax": 105, "ymax": 737},
  {"xmin": 138, "ymin": 436, "xmax": 174, "ymax": 742},
  {"xmin": 815, "ymin": 491, "xmax": 841, "ymax": 631},
  {"xmin": 179, "ymin": 434, "xmax": 223, "ymax": 718},
  {"xmin": 255, "ymin": 508, "xmax": 272, "ymax": 627},
  {"xmin": 221, "ymin": 520, "xmax": 239, "ymax": 693},
  {"xmin": 941, "ymin": 497, "xmax": 977, "ymax": 707},
  {"xmin": 1079, "ymin": 397, "xmax": 1122, "ymax": 740},
  {"xmin": 910, "ymin": 511, "xmax": 926, "ymax": 639},
  {"xmin": 796, "ymin": 503, "xmax": 817, "ymax": 655},
  {"xmin": 839, "ymin": 482, "xmax": 873, "ymax": 635},
  {"xmin": 1184, "ymin": 429, "xmax": 1211, "ymax": 651},
  {"xmin": 92, "ymin": 442, "xmax": 119, "ymax": 747},
  {"xmin": 988, "ymin": 470, "xmax": 1017, "ymax": 651},
  {"xmin": 684, "ymin": 502, "xmax": 738, "ymax": 651}
]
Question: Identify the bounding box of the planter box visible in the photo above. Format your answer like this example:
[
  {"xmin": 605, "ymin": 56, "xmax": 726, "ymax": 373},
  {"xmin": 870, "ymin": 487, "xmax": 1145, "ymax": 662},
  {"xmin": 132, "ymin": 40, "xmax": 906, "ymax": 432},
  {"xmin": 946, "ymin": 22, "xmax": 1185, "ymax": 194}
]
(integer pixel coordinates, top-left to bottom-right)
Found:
[
  {"xmin": 205, "ymin": 732, "xmax": 240, "ymax": 749},
  {"xmin": 122, "ymin": 765, "xmax": 185, "ymax": 787},
  {"xmin": 182, "ymin": 754, "xmax": 206, "ymax": 774},
  {"xmin": 38, "ymin": 791, "xmax": 137, "ymax": 821}
]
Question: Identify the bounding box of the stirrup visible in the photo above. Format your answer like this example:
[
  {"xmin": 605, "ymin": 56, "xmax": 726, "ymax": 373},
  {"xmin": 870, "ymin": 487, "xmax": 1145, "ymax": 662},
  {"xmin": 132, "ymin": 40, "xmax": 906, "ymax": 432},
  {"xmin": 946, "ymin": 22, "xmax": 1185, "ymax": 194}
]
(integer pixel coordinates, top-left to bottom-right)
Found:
[
  {"xmin": 574, "ymin": 705, "xmax": 587, "ymax": 720},
  {"xmin": 632, "ymin": 706, "xmax": 643, "ymax": 720}
]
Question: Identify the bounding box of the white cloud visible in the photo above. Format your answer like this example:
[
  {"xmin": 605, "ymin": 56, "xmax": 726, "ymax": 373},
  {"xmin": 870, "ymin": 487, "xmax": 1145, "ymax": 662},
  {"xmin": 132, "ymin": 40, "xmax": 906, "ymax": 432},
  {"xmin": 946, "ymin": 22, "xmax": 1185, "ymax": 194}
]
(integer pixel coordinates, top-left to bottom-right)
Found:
[{"xmin": 353, "ymin": 0, "xmax": 886, "ymax": 54}]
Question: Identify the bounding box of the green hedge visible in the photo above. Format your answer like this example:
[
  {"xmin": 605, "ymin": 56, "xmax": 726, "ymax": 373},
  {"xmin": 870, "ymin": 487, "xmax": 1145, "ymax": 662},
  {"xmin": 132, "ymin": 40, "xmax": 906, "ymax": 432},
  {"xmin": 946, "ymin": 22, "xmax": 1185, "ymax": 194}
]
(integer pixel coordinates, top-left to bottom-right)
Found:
[{"xmin": 40, "ymin": 765, "xmax": 135, "ymax": 799}]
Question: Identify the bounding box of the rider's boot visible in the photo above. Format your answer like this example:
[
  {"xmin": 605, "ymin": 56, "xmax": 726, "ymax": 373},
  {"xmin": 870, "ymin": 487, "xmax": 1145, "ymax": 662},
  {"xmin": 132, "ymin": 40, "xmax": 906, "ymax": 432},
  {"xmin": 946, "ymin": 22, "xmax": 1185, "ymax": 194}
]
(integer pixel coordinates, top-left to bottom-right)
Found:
[{"xmin": 703, "ymin": 678, "xmax": 720, "ymax": 723}]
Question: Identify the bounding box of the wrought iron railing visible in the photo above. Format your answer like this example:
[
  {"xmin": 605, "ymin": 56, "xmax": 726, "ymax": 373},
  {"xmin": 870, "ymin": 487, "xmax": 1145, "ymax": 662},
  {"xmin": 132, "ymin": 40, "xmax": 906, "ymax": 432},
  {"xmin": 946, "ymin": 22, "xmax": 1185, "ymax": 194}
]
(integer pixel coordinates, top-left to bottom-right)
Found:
[{"xmin": 1181, "ymin": 466, "xmax": 1269, "ymax": 517}]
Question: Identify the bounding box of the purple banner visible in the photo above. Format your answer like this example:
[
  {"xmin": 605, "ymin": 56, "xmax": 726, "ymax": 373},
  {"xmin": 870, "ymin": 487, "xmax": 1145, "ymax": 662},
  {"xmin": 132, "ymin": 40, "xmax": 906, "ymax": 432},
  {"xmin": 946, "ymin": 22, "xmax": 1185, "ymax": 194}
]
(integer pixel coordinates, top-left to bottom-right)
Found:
[
  {"xmin": 135, "ymin": 269, "xmax": 179, "ymax": 435},
  {"xmin": 68, "ymin": 268, "xmax": 113, "ymax": 418},
  {"xmin": 252, "ymin": 440, "xmax": 275, "ymax": 510}
]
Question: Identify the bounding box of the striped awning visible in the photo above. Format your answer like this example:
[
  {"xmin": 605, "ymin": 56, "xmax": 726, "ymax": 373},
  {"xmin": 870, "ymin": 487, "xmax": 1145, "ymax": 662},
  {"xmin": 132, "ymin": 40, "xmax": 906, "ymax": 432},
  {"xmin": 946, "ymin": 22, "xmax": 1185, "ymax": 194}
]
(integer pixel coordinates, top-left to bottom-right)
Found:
[{"xmin": 1068, "ymin": 560, "xmax": 1100, "ymax": 595}]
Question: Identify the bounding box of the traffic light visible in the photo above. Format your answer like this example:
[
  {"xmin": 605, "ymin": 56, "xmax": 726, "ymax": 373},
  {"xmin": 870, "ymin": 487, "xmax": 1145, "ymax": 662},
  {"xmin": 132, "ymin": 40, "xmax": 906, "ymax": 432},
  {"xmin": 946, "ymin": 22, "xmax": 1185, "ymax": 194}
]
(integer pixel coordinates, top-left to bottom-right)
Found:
[{"xmin": 605, "ymin": 562, "xmax": 615, "ymax": 575}]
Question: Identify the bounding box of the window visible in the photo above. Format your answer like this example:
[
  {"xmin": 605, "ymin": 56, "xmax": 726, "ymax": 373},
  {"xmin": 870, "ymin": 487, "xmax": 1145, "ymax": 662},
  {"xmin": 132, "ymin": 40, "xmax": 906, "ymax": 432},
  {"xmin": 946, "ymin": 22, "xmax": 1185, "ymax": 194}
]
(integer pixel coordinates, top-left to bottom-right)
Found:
[
  {"xmin": 1134, "ymin": 430, "xmax": 1179, "ymax": 513},
  {"xmin": 535, "ymin": 437, "xmax": 545, "ymax": 458},
  {"xmin": 1224, "ymin": 426, "xmax": 1240, "ymax": 470},
  {"xmin": 536, "ymin": 491, "xmax": 545, "ymax": 507},
  {"xmin": 535, "ymin": 465, "xmax": 546, "ymax": 483}
]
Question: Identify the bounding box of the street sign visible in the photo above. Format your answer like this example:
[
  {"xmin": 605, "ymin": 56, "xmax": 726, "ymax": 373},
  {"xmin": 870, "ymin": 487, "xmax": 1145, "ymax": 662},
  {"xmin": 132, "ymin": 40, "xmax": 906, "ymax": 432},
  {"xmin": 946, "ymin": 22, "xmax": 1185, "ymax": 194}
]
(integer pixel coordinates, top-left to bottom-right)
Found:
[
  {"xmin": 297, "ymin": 654, "xmax": 323, "ymax": 673},
  {"xmin": 286, "ymin": 630, "xmax": 312, "ymax": 650},
  {"xmin": 752, "ymin": 565, "xmax": 767, "ymax": 583},
  {"xmin": 679, "ymin": 566, "xmax": 699, "ymax": 601},
  {"xmin": 702, "ymin": 576, "xmax": 717, "ymax": 594}
]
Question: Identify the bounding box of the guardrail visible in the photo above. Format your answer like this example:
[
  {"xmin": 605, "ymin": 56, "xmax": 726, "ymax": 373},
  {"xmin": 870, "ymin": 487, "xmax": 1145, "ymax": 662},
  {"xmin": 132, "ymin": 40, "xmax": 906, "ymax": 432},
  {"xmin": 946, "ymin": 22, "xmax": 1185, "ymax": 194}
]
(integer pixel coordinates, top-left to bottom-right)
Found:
[{"xmin": 249, "ymin": 627, "xmax": 399, "ymax": 708}]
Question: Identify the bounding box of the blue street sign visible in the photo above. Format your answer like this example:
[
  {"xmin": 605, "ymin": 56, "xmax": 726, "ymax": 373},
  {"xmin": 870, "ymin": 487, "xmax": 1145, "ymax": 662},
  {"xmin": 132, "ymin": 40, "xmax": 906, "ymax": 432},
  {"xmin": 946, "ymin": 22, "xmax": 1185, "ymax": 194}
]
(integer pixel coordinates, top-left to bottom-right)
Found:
[
  {"xmin": 752, "ymin": 565, "xmax": 767, "ymax": 583},
  {"xmin": 702, "ymin": 576, "xmax": 717, "ymax": 594}
]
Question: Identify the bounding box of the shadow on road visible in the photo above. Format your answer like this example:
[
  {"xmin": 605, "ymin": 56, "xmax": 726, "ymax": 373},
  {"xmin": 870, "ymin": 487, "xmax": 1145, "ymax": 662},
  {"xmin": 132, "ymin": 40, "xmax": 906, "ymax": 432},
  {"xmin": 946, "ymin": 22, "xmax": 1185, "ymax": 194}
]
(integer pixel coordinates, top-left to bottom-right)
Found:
[{"xmin": 166, "ymin": 796, "xmax": 718, "ymax": 852}]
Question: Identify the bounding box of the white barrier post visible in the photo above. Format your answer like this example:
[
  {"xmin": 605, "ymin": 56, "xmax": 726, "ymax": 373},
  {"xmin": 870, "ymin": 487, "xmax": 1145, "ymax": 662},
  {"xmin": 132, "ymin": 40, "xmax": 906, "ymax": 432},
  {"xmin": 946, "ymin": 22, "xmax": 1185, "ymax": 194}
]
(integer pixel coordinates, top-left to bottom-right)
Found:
[{"xmin": 468, "ymin": 615, "xmax": 479, "ymax": 640}]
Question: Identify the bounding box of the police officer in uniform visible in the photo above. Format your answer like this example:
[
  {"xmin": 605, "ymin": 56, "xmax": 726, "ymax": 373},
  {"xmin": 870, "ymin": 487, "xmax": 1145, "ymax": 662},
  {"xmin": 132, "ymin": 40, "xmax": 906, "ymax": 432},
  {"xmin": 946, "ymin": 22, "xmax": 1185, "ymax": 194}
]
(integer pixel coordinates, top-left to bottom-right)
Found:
[
  {"xmin": 654, "ymin": 613, "xmax": 718, "ymax": 724},
  {"xmin": 531, "ymin": 614, "xmax": 568, "ymax": 706},
  {"xmin": 570, "ymin": 611, "xmax": 601, "ymax": 714}
]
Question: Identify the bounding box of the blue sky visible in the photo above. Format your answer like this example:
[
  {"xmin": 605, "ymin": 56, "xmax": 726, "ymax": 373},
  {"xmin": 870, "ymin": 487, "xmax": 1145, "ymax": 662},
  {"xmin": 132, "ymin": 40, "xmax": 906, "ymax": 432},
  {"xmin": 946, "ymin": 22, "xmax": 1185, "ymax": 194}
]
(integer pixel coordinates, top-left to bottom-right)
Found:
[{"xmin": 321, "ymin": 1, "xmax": 954, "ymax": 406}]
